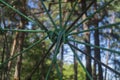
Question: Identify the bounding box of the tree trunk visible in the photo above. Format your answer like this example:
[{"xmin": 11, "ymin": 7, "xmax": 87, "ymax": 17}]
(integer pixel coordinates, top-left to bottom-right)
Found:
[
  {"xmin": 85, "ymin": 37, "xmax": 92, "ymax": 80},
  {"xmin": 74, "ymin": 47, "xmax": 78, "ymax": 80},
  {"xmin": 94, "ymin": 25, "xmax": 103, "ymax": 80},
  {"xmin": 14, "ymin": 21, "xmax": 25, "ymax": 80},
  {"xmin": 82, "ymin": 14, "xmax": 92, "ymax": 80},
  {"xmin": 8, "ymin": 32, "xmax": 18, "ymax": 71},
  {"xmin": 104, "ymin": 39, "xmax": 110, "ymax": 80},
  {"xmin": 0, "ymin": 8, "xmax": 10, "ymax": 79},
  {"xmin": 93, "ymin": 2, "xmax": 103, "ymax": 80},
  {"xmin": 14, "ymin": 1, "xmax": 27, "ymax": 79},
  {"xmin": 81, "ymin": 1, "xmax": 92, "ymax": 79}
]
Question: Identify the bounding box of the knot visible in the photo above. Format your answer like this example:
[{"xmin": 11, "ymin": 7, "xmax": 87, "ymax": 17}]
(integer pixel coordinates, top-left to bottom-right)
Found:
[
  {"xmin": 47, "ymin": 29, "xmax": 68, "ymax": 44},
  {"xmin": 47, "ymin": 30, "xmax": 58, "ymax": 42}
]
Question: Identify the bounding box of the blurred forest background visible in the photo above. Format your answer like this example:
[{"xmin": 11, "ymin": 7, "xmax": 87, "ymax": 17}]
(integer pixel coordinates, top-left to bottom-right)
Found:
[{"xmin": 0, "ymin": 0, "xmax": 120, "ymax": 80}]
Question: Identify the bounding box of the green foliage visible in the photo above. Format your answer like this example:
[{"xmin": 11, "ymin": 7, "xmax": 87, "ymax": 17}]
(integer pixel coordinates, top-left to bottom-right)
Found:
[
  {"xmin": 63, "ymin": 63, "xmax": 86, "ymax": 80},
  {"xmin": 110, "ymin": 0, "xmax": 120, "ymax": 11}
]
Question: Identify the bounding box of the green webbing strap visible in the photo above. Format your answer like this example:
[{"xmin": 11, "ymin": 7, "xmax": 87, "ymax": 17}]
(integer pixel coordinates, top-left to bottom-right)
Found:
[{"xmin": 69, "ymin": 39, "xmax": 120, "ymax": 55}]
